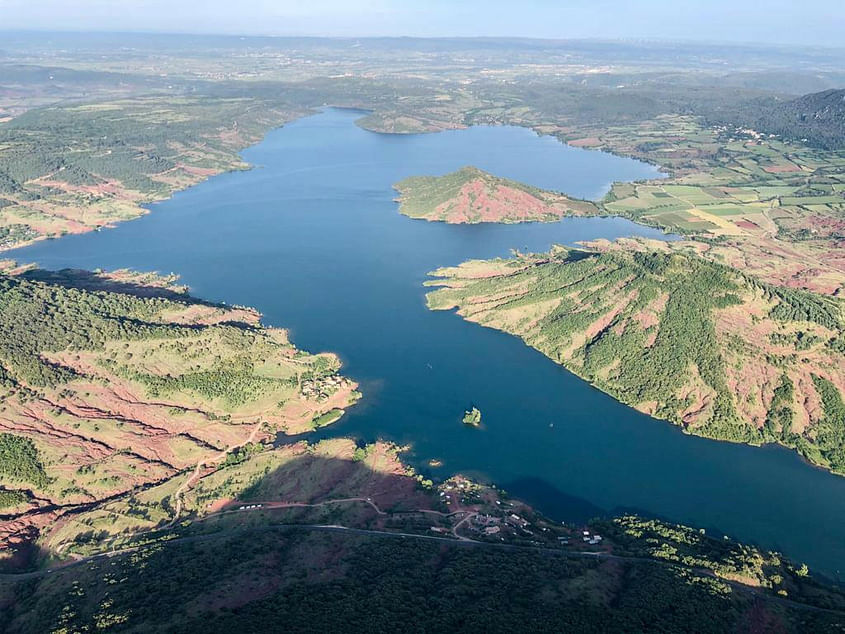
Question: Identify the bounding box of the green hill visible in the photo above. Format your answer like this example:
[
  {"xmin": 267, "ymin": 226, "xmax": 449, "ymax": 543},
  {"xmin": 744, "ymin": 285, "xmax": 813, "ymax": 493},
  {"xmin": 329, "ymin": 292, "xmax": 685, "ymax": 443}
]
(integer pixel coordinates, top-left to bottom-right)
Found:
[{"xmin": 427, "ymin": 244, "xmax": 845, "ymax": 472}]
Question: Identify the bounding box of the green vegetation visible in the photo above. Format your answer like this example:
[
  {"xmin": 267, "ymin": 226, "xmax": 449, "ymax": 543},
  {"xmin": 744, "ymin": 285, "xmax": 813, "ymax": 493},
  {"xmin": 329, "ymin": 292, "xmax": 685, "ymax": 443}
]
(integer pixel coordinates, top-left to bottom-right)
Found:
[
  {"xmin": 1, "ymin": 524, "xmax": 842, "ymax": 633},
  {"xmin": 311, "ymin": 408, "xmax": 344, "ymax": 429},
  {"xmin": 0, "ymin": 433, "xmax": 47, "ymax": 487},
  {"xmin": 811, "ymin": 375, "xmax": 845, "ymax": 468},
  {"xmin": 706, "ymin": 89, "xmax": 845, "ymax": 151},
  {"xmin": 766, "ymin": 374, "xmax": 795, "ymax": 436},
  {"xmin": 394, "ymin": 166, "xmax": 598, "ymax": 223},
  {"xmin": 598, "ymin": 515, "xmax": 844, "ymax": 607},
  {"xmin": 427, "ymin": 246, "xmax": 845, "ymax": 471},
  {"xmin": 221, "ymin": 442, "xmax": 266, "ymax": 468},
  {"xmin": 462, "ymin": 406, "xmax": 482, "ymax": 427},
  {"xmin": 0, "ymin": 272, "xmax": 178, "ymax": 389},
  {"xmin": 0, "ymin": 96, "xmax": 296, "ymax": 249},
  {"xmin": 2, "ymin": 34, "xmax": 845, "ymax": 629},
  {"xmin": 0, "ymin": 489, "xmax": 28, "ymax": 509},
  {"xmin": 0, "ymin": 268, "xmax": 358, "ymax": 562}
]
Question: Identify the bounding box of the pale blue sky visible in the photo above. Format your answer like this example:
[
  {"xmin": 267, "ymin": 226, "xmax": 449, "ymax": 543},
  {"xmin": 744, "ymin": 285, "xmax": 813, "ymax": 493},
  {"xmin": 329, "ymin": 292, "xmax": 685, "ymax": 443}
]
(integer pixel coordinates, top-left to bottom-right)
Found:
[{"xmin": 2, "ymin": 0, "xmax": 843, "ymax": 47}]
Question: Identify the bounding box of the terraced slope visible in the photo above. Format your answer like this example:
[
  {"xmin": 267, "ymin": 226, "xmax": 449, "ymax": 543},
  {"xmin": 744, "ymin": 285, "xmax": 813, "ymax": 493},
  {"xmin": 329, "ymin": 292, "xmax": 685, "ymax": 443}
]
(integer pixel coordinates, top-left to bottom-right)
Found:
[
  {"xmin": 0, "ymin": 269, "xmax": 358, "ymax": 563},
  {"xmin": 394, "ymin": 166, "xmax": 599, "ymax": 224},
  {"xmin": 427, "ymin": 243, "xmax": 845, "ymax": 473}
]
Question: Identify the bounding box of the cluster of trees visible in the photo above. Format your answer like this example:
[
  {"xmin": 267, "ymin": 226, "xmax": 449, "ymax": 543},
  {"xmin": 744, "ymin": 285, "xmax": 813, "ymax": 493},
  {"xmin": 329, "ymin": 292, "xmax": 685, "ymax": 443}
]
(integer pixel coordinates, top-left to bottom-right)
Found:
[
  {"xmin": 221, "ymin": 442, "xmax": 266, "ymax": 467},
  {"xmin": 0, "ymin": 433, "xmax": 46, "ymax": 487},
  {"xmin": 0, "ymin": 274, "xmax": 183, "ymax": 389},
  {"xmin": 0, "ymin": 273, "xmax": 312, "ymax": 412},
  {"xmin": 132, "ymin": 367, "xmax": 278, "ymax": 408},
  {"xmin": 765, "ymin": 374, "xmax": 796, "ymax": 437},
  {"xmin": 0, "ymin": 489, "xmax": 28, "ymax": 509},
  {"xmin": 600, "ymin": 516, "xmax": 783, "ymax": 590},
  {"xmin": 767, "ymin": 285, "xmax": 843, "ymax": 330},
  {"xmin": 0, "ymin": 96, "xmax": 268, "ymax": 200},
  {"xmin": 811, "ymin": 375, "xmax": 845, "ymax": 468}
]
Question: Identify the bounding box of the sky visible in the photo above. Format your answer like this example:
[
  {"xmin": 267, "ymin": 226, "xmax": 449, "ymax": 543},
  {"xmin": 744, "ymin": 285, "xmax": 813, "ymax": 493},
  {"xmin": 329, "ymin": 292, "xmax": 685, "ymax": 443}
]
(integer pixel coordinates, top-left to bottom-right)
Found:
[{"xmin": 1, "ymin": 0, "xmax": 844, "ymax": 48}]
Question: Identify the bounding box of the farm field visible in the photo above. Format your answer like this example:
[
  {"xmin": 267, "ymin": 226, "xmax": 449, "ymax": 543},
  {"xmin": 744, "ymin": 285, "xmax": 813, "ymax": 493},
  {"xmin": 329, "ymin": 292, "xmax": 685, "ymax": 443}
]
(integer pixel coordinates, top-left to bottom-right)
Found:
[{"xmin": 546, "ymin": 116, "xmax": 845, "ymax": 296}]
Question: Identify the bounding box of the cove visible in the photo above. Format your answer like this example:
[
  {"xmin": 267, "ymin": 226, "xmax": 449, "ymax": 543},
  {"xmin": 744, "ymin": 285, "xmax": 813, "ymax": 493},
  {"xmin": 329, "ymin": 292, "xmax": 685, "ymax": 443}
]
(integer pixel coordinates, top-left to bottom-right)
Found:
[{"xmin": 11, "ymin": 107, "xmax": 845, "ymax": 578}]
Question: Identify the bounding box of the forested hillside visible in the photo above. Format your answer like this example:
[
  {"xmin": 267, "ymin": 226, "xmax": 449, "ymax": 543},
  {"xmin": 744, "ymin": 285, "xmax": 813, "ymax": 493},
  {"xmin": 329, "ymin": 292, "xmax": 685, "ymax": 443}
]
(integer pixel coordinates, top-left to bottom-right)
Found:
[
  {"xmin": 427, "ymin": 244, "xmax": 845, "ymax": 472},
  {"xmin": 705, "ymin": 89, "xmax": 845, "ymax": 150},
  {"xmin": 2, "ymin": 516, "xmax": 843, "ymax": 633}
]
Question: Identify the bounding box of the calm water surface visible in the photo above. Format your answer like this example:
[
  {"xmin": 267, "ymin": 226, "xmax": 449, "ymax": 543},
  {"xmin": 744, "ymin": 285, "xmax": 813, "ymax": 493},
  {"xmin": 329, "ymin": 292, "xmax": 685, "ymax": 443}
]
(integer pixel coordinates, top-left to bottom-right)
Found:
[{"xmin": 12, "ymin": 108, "xmax": 845, "ymax": 577}]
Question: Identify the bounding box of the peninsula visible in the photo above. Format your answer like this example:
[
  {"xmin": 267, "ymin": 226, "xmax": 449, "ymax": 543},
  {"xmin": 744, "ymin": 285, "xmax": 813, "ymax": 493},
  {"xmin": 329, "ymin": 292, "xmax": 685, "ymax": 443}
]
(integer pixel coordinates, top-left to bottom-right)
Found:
[
  {"xmin": 427, "ymin": 243, "xmax": 845, "ymax": 474},
  {"xmin": 0, "ymin": 267, "xmax": 359, "ymax": 567}
]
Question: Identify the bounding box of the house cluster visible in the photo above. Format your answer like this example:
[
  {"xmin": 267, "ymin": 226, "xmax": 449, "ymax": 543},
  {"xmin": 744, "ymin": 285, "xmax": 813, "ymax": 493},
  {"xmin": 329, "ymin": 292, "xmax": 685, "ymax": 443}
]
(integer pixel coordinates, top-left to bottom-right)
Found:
[
  {"xmin": 300, "ymin": 374, "xmax": 347, "ymax": 402},
  {"xmin": 714, "ymin": 125, "xmax": 778, "ymax": 144},
  {"xmin": 581, "ymin": 530, "xmax": 603, "ymax": 546},
  {"xmin": 438, "ymin": 478, "xmax": 482, "ymax": 507}
]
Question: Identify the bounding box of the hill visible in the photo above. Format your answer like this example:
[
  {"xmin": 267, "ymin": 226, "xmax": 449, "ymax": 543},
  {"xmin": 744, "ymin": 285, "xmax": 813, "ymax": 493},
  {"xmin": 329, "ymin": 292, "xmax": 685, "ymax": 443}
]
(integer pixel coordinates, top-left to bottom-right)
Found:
[
  {"xmin": 427, "ymin": 243, "xmax": 845, "ymax": 473},
  {"xmin": 707, "ymin": 89, "xmax": 845, "ymax": 150},
  {"xmin": 394, "ymin": 166, "xmax": 600, "ymax": 224},
  {"xmin": 0, "ymin": 268, "xmax": 358, "ymax": 568}
]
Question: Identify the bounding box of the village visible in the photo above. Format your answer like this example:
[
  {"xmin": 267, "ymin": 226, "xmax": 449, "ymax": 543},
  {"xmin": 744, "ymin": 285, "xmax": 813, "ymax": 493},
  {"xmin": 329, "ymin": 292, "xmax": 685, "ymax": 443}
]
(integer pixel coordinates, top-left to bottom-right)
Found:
[{"xmin": 432, "ymin": 476, "xmax": 606, "ymax": 552}]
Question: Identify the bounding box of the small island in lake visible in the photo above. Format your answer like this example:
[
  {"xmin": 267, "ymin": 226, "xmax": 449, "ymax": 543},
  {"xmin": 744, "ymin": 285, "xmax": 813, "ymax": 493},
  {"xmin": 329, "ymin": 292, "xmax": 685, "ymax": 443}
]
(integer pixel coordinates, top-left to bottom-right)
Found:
[{"xmin": 462, "ymin": 406, "xmax": 482, "ymax": 427}]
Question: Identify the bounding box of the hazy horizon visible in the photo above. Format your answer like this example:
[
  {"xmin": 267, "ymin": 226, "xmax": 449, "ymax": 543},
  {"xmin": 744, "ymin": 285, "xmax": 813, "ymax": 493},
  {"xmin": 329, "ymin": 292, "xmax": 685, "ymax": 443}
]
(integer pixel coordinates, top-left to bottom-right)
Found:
[{"xmin": 2, "ymin": 0, "xmax": 844, "ymax": 48}]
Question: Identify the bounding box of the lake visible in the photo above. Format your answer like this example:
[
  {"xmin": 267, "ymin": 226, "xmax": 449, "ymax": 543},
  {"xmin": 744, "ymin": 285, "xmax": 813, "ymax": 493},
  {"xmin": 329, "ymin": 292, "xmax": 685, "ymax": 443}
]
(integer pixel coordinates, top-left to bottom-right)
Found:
[{"xmin": 11, "ymin": 107, "xmax": 845, "ymax": 578}]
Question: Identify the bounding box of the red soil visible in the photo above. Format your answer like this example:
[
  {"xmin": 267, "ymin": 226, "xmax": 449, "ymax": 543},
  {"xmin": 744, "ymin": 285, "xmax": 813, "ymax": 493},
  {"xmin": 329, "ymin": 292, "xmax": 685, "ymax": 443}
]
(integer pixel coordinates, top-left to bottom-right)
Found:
[{"xmin": 435, "ymin": 180, "xmax": 582, "ymax": 223}]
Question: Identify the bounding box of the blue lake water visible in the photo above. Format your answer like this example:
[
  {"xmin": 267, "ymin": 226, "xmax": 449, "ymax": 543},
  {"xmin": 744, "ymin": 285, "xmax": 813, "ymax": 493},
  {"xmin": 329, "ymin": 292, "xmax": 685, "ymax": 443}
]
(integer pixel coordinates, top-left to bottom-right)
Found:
[{"xmin": 11, "ymin": 108, "xmax": 845, "ymax": 578}]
